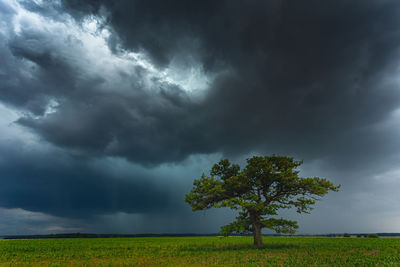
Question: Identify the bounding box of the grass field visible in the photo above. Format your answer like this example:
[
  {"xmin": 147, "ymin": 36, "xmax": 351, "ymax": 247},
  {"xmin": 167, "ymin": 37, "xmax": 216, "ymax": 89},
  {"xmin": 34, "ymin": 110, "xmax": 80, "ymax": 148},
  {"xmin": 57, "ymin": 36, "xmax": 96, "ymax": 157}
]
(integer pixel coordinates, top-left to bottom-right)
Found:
[{"xmin": 1, "ymin": 236, "xmax": 400, "ymax": 266}]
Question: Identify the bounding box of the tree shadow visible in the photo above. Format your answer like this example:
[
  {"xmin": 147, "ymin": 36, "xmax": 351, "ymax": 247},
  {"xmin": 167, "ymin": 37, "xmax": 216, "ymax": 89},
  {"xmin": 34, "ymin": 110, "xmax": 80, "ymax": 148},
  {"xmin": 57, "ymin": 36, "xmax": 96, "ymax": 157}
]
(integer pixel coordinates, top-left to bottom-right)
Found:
[{"xmin": 179, "ymin": 242, "xmax": 300, "ymax": 252}]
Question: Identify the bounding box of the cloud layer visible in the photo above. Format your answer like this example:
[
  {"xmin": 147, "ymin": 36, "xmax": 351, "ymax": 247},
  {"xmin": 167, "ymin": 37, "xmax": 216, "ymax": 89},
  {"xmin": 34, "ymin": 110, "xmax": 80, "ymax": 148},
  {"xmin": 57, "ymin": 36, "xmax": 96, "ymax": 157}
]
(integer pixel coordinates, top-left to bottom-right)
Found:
[{"xmin": 1, "ymin": 0, "xmax": 400, "ymax": 234}]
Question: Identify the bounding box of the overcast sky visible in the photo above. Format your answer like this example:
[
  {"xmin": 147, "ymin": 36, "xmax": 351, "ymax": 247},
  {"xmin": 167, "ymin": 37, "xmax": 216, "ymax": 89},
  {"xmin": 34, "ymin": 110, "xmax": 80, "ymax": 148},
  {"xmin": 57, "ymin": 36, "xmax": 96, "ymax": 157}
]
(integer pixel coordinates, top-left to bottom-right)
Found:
[{"xmin": 1, "ymin": 0, "xmax": 400, "ymax": 235}]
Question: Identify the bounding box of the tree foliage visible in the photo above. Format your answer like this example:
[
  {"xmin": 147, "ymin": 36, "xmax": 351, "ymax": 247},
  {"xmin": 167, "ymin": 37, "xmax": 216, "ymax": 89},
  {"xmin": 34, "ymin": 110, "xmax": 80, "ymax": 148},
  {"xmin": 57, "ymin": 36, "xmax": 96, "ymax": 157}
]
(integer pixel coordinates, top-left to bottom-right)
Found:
[{"xmin": 185, "ymin": 155, "xmax": 340, "ymax": 246}]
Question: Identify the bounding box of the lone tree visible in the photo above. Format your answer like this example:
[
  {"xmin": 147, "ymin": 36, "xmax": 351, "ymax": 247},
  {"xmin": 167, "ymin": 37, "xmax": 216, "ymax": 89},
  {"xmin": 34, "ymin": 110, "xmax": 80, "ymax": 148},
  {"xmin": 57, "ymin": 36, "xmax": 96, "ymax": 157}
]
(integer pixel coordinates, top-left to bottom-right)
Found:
[{"xmin": 185, "ymin": 155, "xmax": 340, "ymax": 246}]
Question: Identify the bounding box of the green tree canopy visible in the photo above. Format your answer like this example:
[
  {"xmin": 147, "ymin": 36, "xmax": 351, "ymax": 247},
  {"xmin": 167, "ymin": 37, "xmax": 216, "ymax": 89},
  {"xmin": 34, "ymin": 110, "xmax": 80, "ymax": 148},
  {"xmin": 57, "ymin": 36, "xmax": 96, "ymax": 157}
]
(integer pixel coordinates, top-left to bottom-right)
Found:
[{"xmin": 185, "ymin": 155, "xmax": 340, "ymax": 246}]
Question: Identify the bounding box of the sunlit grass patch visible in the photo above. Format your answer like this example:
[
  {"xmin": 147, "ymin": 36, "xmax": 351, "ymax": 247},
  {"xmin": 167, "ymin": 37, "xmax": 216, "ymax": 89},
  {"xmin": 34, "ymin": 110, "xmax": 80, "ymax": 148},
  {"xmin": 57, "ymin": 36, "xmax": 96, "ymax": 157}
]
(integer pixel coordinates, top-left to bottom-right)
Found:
[{"xmin": 1, "ymin": 236, "xmax": 400, "ymax": 266}]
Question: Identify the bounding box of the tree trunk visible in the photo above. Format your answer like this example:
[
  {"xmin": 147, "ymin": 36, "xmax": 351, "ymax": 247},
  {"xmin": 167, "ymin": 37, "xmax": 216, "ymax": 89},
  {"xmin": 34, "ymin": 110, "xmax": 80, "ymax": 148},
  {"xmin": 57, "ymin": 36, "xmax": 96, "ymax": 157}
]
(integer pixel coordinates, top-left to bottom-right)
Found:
[
  {"xmin": 253, "ymin": 222, "xmax": 263, "ymax": 246},
  {"xmin": 250, "ymin": 210, "xmax": 263, "ymax": 246},
  {"xmin": 250, "ymin": 211, "xmax": 264, "ymax": 246}
]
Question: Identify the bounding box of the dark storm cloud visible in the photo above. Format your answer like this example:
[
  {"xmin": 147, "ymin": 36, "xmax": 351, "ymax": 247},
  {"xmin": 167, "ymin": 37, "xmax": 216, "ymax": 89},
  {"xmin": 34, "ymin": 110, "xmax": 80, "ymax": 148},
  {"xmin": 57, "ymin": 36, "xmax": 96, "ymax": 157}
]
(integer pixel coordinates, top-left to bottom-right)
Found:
[
  {"xmin": 0, "ymin": 3, "xmax": 212, "ymax": 165},
  {"xmin": 1, "ymin": 0, "xmax": 400, "ymax": 231},
  {"xmin": 55, "ymin": 0, "xmax": 400, "ymax": 169},
  {"xmin": 0, "ymin": 142, "xmax": 176, "ymax": 218}
]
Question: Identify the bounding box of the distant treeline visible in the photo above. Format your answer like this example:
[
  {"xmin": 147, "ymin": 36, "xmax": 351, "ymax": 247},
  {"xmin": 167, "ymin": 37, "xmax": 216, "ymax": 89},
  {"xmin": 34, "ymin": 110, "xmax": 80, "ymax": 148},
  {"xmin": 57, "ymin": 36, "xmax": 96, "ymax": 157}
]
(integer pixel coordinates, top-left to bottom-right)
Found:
[
  {"xmin": 299, "ymin": 233, "xmax": 400, "ymax": 237},
  {"xmin": 1, "ymin": 233, "xmax": 220, "ymax": 239},
  {"xmin": 2, "ymin": 232, "xmax": 400, "ymax": 239}
]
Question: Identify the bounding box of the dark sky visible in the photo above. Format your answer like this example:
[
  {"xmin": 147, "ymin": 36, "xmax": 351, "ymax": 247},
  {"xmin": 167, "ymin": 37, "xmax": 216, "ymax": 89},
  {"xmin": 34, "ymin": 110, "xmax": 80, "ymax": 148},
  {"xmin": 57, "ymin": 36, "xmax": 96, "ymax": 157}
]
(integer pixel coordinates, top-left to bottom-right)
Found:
[{"xmin": 1, "ymin": 0, "xmax": 400, "ymax": 235}]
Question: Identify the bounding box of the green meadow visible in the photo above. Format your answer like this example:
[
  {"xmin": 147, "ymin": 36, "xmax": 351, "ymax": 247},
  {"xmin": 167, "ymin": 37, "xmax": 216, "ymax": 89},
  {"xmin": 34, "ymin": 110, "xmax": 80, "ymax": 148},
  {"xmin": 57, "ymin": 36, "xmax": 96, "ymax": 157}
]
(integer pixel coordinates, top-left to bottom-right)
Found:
[{"xmin": 1, "ymin": 236, "xmax": 399, "ymax": 266}]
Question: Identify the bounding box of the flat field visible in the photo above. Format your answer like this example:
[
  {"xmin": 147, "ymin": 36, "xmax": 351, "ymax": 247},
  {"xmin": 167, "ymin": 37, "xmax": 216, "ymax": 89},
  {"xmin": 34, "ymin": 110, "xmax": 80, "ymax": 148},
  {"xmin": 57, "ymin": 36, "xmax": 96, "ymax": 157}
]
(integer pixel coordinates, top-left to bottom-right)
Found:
[{"xmin": 1, "ymin": 236, "xmax": 399, "ymax": 266}]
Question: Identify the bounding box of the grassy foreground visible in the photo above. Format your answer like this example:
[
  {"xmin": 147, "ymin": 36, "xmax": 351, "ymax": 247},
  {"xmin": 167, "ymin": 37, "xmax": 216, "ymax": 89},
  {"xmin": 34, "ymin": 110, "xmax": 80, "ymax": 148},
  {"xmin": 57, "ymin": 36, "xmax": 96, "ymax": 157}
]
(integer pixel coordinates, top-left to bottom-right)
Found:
[{"xmin": 1, "ymin": 236, "xmax": 400, "ymax": 266}]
